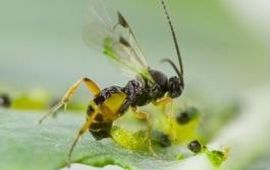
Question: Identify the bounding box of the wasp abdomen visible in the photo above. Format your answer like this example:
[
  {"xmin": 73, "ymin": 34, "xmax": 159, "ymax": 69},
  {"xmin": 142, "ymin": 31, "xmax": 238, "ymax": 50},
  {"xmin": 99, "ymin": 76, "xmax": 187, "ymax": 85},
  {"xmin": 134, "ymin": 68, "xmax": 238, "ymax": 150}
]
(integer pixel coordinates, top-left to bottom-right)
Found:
[
  {"xmin": 89, "ymin": 120, "xmax": 113, "ymax": 140},
  {"xmin": 87, "ymin": 104, "xmax": 113, "ymax": 140}
]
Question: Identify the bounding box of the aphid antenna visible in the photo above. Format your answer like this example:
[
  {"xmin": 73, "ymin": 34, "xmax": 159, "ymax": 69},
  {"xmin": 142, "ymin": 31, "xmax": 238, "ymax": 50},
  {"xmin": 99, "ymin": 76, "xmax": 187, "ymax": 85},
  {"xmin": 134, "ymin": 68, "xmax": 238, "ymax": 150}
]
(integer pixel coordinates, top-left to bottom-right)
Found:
[{"xmin": 159, "ymin": 0, "xmax": 184, "ymax": 82}]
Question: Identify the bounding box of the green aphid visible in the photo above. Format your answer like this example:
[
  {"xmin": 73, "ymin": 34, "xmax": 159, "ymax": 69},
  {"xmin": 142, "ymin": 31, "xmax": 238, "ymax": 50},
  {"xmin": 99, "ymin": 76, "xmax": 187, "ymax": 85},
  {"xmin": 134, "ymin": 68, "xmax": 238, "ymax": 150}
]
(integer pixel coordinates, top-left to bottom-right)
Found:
[
  {"xmin": 12, "ymin": 89, "xmax": 51, "ymax": 110},
  {"xmin": 152, "ymin": 106, "xmax": 201, "ymax": 145},
  {"xmin": 111, "ymin": 126, "xmax": 148, "ymax": 151},
  {"xmin": 206, "ymin": 149, "xmax": 228, "ymax": 167},
  {"xmin": 171, "ymin": 106, "xmax": 201, "ymax": 144}
]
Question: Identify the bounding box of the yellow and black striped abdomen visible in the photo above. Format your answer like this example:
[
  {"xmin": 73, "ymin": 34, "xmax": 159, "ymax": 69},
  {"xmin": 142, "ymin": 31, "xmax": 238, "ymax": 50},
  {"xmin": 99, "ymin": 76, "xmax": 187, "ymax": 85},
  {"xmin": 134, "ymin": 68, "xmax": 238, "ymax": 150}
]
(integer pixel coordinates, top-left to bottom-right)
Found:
[{"xmin": 87, "ymin": 92, "xmax": 127, "ymax": 140}]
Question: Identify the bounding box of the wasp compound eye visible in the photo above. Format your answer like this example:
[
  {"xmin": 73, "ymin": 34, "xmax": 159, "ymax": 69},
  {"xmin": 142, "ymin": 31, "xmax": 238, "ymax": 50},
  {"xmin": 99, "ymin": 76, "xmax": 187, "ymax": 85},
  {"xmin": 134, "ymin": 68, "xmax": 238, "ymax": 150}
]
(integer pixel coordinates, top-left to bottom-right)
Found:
[
  {"xmin": 188, "ymin": 140, "xmax": 202, "ymax": 153},
  {"xmin": 176, "ymin": 107, "xmax": 199, "ymax": 125},
  {"xmin": 0, "ymin": 94, "xmax": 11, "ymax": 108}
]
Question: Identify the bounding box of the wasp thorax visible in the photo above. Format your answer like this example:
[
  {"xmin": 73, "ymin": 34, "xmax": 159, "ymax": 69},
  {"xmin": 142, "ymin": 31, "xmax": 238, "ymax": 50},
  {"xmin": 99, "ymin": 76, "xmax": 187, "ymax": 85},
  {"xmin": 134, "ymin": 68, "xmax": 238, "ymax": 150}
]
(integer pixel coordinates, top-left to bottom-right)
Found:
[
  {"xmin": 149, "ymin": 69, "xmax": 168, "ymax": 91},
  {"xmin": 168, "ymin": 76, "xmax": 183, "ymax": 98}
]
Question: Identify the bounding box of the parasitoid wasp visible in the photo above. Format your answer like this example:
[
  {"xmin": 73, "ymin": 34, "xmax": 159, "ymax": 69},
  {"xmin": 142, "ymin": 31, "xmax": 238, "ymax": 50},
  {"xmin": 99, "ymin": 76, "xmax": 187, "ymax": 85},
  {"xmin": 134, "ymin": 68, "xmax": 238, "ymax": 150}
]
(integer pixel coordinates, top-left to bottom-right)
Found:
[{"xmin": 39, "ymin": 0, "xmax": 185, "ymax": 165}]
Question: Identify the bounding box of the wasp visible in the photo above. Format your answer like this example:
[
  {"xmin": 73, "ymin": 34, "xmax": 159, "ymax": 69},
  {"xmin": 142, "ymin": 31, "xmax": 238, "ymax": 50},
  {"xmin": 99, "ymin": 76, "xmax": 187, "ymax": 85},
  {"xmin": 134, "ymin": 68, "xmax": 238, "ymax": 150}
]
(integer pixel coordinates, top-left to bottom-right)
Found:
[{"xmin": 39, "ymin": 0, "xmax": 185, "ymax": 165}]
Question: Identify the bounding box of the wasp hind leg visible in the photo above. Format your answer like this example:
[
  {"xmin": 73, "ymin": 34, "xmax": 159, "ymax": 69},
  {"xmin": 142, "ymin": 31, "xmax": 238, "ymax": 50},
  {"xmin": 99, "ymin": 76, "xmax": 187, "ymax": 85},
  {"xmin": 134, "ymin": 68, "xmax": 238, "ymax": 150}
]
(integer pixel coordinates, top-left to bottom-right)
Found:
[
  {"xmin": 131, "ymin": 107, "xmax": 156, "ymax": 155},
  {"xmin": 39, "ymin": 77, "xmax": 101, "ymax": 124},
  {"xmin": 67, "ymin": 102, "xmax": 99, "ymax": 167}
]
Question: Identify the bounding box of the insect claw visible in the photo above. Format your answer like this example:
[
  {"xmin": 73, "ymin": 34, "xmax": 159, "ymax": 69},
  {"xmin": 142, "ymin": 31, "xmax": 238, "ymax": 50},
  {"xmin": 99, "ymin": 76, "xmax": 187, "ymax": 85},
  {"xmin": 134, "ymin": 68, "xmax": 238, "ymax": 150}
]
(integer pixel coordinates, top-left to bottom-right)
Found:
[
  {"xmin": 38, "ymin": 102, "xmax": 63, "ymax": 124},
  {"xmin": 38, "ymin": 112, "xmax": 50, "ymax": 124},
  {"xmin": 66, "ymin": 159, "xmax": 71, "ymax": 169}
]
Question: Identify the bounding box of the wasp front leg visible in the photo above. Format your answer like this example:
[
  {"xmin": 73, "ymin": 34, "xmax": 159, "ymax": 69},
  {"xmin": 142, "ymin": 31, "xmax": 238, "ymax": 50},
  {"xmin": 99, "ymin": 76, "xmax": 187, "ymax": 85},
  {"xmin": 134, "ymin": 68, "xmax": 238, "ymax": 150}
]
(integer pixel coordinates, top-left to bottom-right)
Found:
[
  {"xmin": 152, "ymin": 97, "xmax": 173, "ymax": 119},
  {"xmin": 152, "ymin": 97, "xmax": 176, "ymax": 141},
  {"xmin": 131, "ymin": 107, "xmax": 156, "ymax": 155},
  {"xmin": 39, "ymin": 77, "xmax": 101, "ymax": 124},
  {"xmin": 152, "ymin": 96, "xmax": 172, "ymax": 107}
]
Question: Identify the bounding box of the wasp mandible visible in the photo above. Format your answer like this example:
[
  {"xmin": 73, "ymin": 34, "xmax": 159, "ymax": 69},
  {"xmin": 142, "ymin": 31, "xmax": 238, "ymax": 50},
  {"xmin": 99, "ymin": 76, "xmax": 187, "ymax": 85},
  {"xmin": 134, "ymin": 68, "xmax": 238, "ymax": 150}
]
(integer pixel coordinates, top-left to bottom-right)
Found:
[{"xmin": 39, "ymin": 0, "xmax": 185, "ymax": 164}]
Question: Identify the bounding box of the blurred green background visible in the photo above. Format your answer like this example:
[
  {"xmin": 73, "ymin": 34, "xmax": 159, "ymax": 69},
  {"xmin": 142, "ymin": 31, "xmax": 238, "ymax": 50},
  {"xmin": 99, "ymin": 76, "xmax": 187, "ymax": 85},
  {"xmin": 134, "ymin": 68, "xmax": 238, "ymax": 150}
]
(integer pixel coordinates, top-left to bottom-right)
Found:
[{"xmin": 0, "ymin": 0, "xmax": 268, "ymax": 102}]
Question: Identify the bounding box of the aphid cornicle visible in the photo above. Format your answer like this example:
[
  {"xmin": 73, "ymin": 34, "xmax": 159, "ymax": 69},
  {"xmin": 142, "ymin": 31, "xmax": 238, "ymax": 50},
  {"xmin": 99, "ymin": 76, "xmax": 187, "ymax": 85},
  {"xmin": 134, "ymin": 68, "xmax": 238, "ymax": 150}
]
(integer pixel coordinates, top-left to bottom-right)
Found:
[{"xmin": 39, "ymin": 0, "xmax": 185, "ymax": 165}]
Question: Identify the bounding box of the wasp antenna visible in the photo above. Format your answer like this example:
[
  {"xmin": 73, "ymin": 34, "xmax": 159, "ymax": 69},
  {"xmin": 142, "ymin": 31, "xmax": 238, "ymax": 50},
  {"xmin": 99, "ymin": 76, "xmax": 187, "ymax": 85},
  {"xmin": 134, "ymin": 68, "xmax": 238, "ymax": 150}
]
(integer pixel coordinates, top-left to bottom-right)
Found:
[
  {"xmin": 159, "ymin": 0, "xmax": 184, "ymax": 78},
  {"xmin": 161, "ymin": 58, "xmax": 181, "ymax": 78}
]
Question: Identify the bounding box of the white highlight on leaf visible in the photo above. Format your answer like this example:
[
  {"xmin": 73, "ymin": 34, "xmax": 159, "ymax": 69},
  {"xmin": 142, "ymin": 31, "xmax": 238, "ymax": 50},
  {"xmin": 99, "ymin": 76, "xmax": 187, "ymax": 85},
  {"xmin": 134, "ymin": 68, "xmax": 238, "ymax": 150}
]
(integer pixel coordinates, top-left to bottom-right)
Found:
[{"xmin": 60, "ymin": 163, "xmax": 124, "ymax": 170}]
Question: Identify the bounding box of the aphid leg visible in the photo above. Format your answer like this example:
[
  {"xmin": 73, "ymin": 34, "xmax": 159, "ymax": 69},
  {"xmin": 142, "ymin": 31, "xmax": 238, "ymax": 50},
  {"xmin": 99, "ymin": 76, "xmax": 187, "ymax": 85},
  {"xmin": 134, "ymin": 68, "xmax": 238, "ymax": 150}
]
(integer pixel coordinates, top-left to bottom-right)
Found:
[
  {"xmin": 39, "ymin": 77, "xmax": 101, "ymax": 124},
  {"xmin": 131, "ymin": 107, "xmax": 156, "ymax": 155},
  {"xmin": 67, "ymin": 105, "xmax": 99, "ymax": 167},
  {"xmin": 152, "ymin": 97, "xmax": 176, "ymax": 140}
]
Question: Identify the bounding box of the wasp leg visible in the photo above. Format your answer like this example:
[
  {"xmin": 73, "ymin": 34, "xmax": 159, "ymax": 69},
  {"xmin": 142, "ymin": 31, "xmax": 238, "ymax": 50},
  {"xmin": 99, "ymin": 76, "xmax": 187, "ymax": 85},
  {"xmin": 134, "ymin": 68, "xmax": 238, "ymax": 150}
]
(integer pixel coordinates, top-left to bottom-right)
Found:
[
  {"xmin": 152, "ymin": 97, "xmax": 173, "ymax": 124},
  {"xmin": 152, "ymin": 97, "xmax": 173, "ymax": 120},
  {"xmin": 131, "ymin": 107, "xmax": 156, "ymax": 155},
  {"xmin": 39, "ymin": 77, "xmax": 101, "ymax": 124},
  {"xmin": 67, "ymin": 103, "xmax": 99, "ymax": 167},
  {"xmin": 152, "ymin": 97, "xmax": 176, "ymax": 141},
  {"xmin": 152, "ymin": 97, "xmax": 172, "ymax": 106}
]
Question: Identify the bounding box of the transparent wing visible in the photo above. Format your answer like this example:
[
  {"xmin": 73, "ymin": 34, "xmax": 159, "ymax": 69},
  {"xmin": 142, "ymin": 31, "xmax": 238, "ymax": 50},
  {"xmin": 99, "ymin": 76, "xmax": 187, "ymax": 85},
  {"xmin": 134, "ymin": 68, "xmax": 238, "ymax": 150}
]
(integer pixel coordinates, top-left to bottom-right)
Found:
[{"xmin": 83, "ymin": 0, "xmax": 153, "ymax": 81}]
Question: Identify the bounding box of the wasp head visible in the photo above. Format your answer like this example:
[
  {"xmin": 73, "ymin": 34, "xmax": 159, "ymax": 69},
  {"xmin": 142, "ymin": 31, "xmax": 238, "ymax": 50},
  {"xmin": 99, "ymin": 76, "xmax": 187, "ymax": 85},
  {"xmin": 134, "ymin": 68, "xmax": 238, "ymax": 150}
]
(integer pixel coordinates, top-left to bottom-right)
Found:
[{"xmin": 168, "ymin": 76, "xmax": 183, "ymax": 98}]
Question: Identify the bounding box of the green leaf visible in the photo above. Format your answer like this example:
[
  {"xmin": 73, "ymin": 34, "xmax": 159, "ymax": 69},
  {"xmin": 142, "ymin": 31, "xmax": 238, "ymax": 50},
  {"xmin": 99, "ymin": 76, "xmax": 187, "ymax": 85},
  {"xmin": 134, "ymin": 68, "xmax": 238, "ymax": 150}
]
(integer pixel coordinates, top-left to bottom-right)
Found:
[
  {"xmin": 0, "ymin": 109, "xmax": 219, "ymax": 170},
  {"xmin": 1, "ymin": 85, "xmax": 268, "ymax": 170}
]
